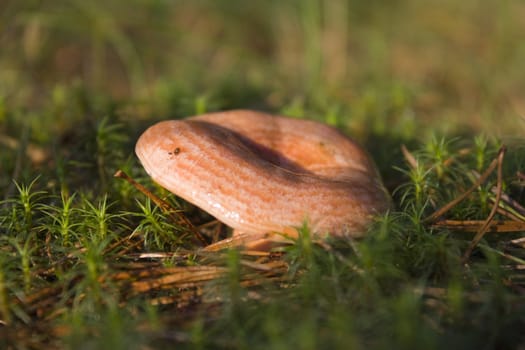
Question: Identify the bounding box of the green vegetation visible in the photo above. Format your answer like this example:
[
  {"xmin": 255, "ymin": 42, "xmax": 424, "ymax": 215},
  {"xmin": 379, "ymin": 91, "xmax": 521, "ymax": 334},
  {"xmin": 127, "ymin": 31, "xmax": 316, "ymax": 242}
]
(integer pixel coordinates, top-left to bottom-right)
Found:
[{"xmin": 1, "ymin": 0, "xmax": 525, "ymax": 348}]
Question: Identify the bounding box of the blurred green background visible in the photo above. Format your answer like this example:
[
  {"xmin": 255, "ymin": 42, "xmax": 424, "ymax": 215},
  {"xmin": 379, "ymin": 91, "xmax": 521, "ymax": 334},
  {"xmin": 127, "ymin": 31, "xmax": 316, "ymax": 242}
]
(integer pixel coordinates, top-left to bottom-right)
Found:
[{"xmin": 2, "ymin": 0, "xmax": 524, "ymax": 136}]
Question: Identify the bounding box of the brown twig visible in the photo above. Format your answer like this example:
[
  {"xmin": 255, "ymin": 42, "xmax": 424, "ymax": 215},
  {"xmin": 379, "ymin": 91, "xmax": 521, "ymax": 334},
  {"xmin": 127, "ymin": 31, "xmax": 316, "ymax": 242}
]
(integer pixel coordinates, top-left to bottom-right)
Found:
[
  {"xmin": 511, "ymin": 237, "xmax": 525, "ymax": 248},
  {"xmin": 423, "ymin": 146, "xmax": 504, "ymax": 223},
  {"xmin": 462, "ymin": 146, "xmax": 506, "ymax": 263},
  {"xmin": 129, "ymin": 266, "xmax": 227, "ymax": 294},
  {"xmin": 494, "ymin": 207, "xmax": 524, "ymax": 223},
  {"xmin": 432, "ymin": 219, "xmax": 525, "ymax": 233},
  {"xmin": 114, "ymin": 169, "xmax": 208, "ymax": 246},
  {"xmin": 491, "ymin": 188, "xmax": 525, "ymax": 218},
  {"xmin": 442, "ymin": 147, "xmax": 471, "ymax": 167},
  {"xmin": 401, "ymin": 144, "xmax": 418, "ymax": 169}
]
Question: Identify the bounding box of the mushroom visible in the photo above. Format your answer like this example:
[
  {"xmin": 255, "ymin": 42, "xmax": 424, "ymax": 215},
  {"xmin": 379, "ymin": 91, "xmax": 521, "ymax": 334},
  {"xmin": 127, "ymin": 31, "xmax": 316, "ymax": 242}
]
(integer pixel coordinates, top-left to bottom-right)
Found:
[{"xmin": 135, "ymin": 110, "xmax": 390, "ymax": 250}]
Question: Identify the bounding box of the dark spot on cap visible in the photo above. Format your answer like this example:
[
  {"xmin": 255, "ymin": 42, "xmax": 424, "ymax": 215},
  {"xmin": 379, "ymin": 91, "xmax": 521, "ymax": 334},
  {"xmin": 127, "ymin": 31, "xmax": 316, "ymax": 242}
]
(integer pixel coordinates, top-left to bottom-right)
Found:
[{"xmin": 168, "ymin": 147, "xmax": 181, "ymax": 156}]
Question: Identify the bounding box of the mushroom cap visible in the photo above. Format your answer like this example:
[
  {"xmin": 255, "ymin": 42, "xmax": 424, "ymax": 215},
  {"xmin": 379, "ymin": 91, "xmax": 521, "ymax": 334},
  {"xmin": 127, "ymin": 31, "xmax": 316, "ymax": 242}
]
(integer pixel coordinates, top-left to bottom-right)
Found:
[{"xmin": 136, "ymin": 110, "xmax": 390, "ymax": 242}]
